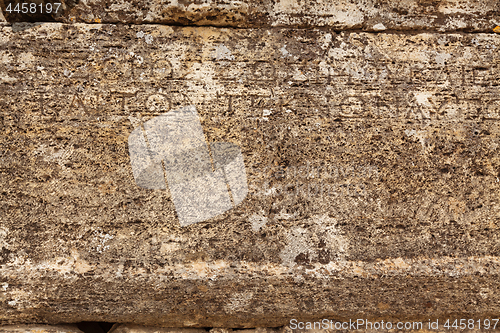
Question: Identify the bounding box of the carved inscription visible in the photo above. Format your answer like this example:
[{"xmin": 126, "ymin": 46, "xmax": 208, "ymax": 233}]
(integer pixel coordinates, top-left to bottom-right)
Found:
[{"xmin": 1, "ymin": 28, "xmax": 499, "ymax": 125}]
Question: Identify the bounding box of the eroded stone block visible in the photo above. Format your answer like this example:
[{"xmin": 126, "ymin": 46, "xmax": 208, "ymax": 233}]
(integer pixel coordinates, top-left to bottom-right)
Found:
[
  {"xmin": 0, "ymin": 24, "xmax": 500, "ymax": 326},
  {"xmin": 0, "ymin": 0, "xmax": 499, "ymax": 31},
  {"xmin": 0, "ymin": 325, "xmax": 83, "ymax": 333},
  {"xmin": 109, "ymin": 326, "xmax": 207, "ymax": 333}
]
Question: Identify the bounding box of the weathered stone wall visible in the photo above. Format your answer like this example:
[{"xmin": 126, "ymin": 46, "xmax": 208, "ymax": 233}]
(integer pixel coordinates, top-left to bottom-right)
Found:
[
  {"xmin": 0, "ymin": 0, "xmax": 500, "ymax": 329},
  {"xmin": 0, "ymin": 0, "xmax": 500, "ymax": 31}
]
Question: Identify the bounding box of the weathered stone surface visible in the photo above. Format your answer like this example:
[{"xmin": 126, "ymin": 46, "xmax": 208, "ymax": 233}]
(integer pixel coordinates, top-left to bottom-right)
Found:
[
  {"xmin": 109, "ymin": 326, "xmax": 207, "ymax": 333},
  {"xmin": 1, "ymin": 23, "xmax": 500, "ymax": 327},
  {"xmin": 0, "ymin": 0, "xmax": 499, "ymax": 31},
  {"xmin": 208, "ymin": 329, "xmax": 233, "ymax": 333},
  {"xmin": 231, "ymin": 329, "xmax": 279, "ymax": 333},
  {"xmin": 109, "ymin": 326, "xmax": 285, "ymax": 333},
  {"xmin": 0, "ymin": 325, "xmax": 83, "ymax": 332}
]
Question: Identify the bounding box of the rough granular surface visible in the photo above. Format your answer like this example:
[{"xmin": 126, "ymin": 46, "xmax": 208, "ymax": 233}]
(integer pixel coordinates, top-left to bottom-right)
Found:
[{"xmin": 0, "ymin": 0, "xmax": 500, "ymax": 329}]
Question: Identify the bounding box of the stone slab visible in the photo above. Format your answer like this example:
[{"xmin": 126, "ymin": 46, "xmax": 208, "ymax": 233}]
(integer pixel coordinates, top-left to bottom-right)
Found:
[
  {"xmin": 0, "ymin": 325, "xmax": 83, "ymax": 332},
  {"xmin": 0, "ymin": 0, "xmax": 499, "ymax": 31},
  {"xmin": 109, "ymin": 326, "xmax": 208, "ymax": 333},
  {"xmin": 283, "ymin": 327, "xmax": 500, "ymax": 333},
  {"xmin": 0, "ymin": 24, "xmax": 500, "ymax": 326},
  {"xmin": 109, "ymin": 327, "xmax": 279, "ymax": 333}
]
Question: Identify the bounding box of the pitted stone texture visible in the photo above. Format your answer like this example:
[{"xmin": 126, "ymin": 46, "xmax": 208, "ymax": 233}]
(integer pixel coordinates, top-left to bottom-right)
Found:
[
  {"xmin": 1, "ymin": 24, "xmax": 500, "ymax": 326},
  {"xmin": 0, "ymin": 325, "xmax": 83, "ymax": 332},
  {"xmin": 208, "ymin": 329, "xmax": 233, "ymax": 333},
  {"xmin": 110, "ymin": 326, "xmax": 207, "ymax": 333},
  {"xmin": 0, "ymin": 0, "xmax": 499, "ymax": 31}
]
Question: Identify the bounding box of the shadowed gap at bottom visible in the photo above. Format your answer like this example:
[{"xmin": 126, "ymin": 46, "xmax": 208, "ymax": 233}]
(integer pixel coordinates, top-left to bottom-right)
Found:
[{"xmin": 76, "ymin": 321, "xmax": 115, "ymax": 333}]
